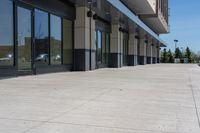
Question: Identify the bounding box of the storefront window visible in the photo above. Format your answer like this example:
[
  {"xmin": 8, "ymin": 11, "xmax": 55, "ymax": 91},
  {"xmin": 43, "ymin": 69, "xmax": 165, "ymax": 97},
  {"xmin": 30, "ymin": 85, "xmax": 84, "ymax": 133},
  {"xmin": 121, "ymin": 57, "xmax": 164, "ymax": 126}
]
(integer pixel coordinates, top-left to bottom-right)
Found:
[
  {"xmin": 35, "ymin": 9, "xmax": 49, "ymax": 66},
  {"xmin": 97, "ymin": 30, "xmax": 102, "ymax": 64},
  {"xmin": 102, "ymin": 32, "xmax": 106, "ymax": 64},
  {"xmin": 123, "ymin": 39, "xmax": 128, "ymax": 65},
  {"xmin": 50, "ymin": 14, "xmax": 62, "ymax": 65},
  {"xmin": 17, "ymin": 7, "xmax": 32, "ymax": 70},
  {"xmin": 96, "ymin": 30, "xmax": 110, "ymax": 65},
  {"xmin": 0, "ymin": 0, "xmax": 14, "ymax": 66},
  {"xmin": 63, "ymin": 19, "xmax": 73, "ymax": 65},
  {"xmin": 105, "ymin": 33, "xmax": 110, "ymax": 64}
]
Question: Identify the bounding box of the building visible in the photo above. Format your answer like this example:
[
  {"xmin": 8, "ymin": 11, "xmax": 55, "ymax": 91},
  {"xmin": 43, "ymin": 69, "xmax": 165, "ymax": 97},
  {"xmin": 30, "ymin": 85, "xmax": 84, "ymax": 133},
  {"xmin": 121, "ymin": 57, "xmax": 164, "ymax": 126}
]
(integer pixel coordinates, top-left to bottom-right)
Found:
[{"xmin": 0, "ymin": 0, "xmax": 169, "ymax": 77}]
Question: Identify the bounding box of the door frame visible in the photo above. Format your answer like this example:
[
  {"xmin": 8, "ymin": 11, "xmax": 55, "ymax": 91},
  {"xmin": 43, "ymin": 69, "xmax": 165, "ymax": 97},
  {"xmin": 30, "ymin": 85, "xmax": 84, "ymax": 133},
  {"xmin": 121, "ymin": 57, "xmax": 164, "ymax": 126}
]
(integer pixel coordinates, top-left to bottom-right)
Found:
[{"xmin": 95, "ymin": 30, "xmax": 110, "ymax": 68}]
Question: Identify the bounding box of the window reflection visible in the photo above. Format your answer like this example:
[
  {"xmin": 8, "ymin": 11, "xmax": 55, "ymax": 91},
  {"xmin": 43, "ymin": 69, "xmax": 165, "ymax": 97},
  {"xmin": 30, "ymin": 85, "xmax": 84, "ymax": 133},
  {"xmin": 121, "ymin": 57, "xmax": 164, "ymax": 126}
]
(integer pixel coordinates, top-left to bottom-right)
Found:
[
  {"xmin": 17, "ymin": 7, "xmax": 32, "ymax": 70},
  {"xmin": 35, "ymin": 9, "xmax": 49, "ymax": 66},
  {"xmin": 102, "ymin": 32, "xmax": 106, "ymax": 64},
  {"xmin": 123, "ymin": 39, "xmax": 128, "ymax": 65},
  {"xmin": 96, "ymin": 30, "xmax": 110, "ymax": 65},
  {"xmin": 50, "ymin": 15, "xmax": 61, "ymax": 65},
  {"xmin": 0, "ymin": 0, "xmax": 13, "ymax": 66},
  {"xmin": 97, "ymin": 30, "xmax": 102, "ymax": 64},
  {"xmin": 105, "ymin": 33, "xmax": 110, "ymax": 64}
]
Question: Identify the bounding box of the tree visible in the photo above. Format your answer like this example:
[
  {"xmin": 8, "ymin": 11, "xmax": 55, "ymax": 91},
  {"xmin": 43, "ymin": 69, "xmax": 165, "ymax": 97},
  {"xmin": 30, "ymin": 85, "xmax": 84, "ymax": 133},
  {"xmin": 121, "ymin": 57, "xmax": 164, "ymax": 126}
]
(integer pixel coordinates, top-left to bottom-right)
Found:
[
  {"xmin": 168, "ymin": 49, "xmax": 174, "ymax": 63},
  {"xmin": 175, "ymin": 47, "xmax": 182, "ymax": 58},
  {"xmin": 161, "ymin": 48, "xmax": 168, "ymax": 63},
  {"xmin": 185, "ymin": 47, "xmax": 192, "ymax": 63}
]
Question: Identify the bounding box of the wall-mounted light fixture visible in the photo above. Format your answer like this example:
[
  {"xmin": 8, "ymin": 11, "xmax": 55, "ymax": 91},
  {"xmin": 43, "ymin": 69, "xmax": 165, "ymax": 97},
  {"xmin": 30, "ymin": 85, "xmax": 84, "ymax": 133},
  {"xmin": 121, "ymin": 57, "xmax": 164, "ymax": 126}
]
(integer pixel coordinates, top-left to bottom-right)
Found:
[
  {"xmin": 87, "ymin": 11, "xmax": 93, "ymax": 17},
  {"xmin": 135, "ymin": 35, "xmax": 139, "ymax": 39},
  {"xmin": 119, "ymin": 27, "xmax": 123, "ymax": 32},
  {"xmin": 93, "ymin": 14, "xmax": 98, "ymax": 20},
  {"xmin": 87, "ymin": 0, "xmax": 93, "ymax": 18},
  {"xmin": 119, "ymin": 27, "xmax": 129, "ymax": 33},
  {"xmin": 87, "ymin": 0, "xmax": 92, "ymax": 3}
]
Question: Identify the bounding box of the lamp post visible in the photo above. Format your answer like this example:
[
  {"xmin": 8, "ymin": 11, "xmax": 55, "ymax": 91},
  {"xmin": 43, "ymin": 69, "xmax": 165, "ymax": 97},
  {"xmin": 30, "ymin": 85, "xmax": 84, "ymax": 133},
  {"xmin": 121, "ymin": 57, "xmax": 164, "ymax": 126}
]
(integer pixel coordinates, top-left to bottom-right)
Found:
[
  {"xmin": 174, "ymin": 39, "xmax": 178, "ymax": 52},
  {"xmin": 180, "ymin": 47, "xmax": 184, "ymax": 53},
  {"xmin": 180, "ymin": 47, "xmax": 184, "ymax": 63}
]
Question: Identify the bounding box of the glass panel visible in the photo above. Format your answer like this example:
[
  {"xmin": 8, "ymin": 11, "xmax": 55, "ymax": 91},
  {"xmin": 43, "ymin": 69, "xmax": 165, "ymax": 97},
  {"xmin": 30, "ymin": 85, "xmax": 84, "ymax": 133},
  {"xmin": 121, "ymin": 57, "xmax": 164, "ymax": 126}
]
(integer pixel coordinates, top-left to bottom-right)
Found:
[
  {"xmin": 105, "ymin": 33, "xmax": 110, "ymax": 64},
  {"xmin": 123, "ymin": 39, "xmax": 128, "ymax": 65},
  {"xmin": 35, "ymin": 9, "xmax": 49, "ymax": 66},
  {"xmin": 50, "ymin": 15, "xmax": 61, "ymax": 65},
  {"xmin": 102, "ymin": 32, "xmax": 106, "ymax": 64},
  {"xmin": 63, "ymin": 19, "xmax": 73, "ymax": 65},
  {"xmin": 0, "ymin": 0, "xmax": 13, "ymax": 66},
  {"xmin": 17, "ymin": 7, "xmax": 32, "ymax": 70},
  {"xmin": 97, "ymin": 30, "xmax": 102, "ymax": 64}
]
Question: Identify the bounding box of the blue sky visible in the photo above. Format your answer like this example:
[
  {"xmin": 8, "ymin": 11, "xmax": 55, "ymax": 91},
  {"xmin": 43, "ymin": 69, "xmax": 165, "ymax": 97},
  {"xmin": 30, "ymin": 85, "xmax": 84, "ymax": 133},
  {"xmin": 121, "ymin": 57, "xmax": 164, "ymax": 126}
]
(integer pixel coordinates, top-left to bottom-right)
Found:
[{"xmin": 160, "ymin": 0, "xmax": 200, "ymax": 53}]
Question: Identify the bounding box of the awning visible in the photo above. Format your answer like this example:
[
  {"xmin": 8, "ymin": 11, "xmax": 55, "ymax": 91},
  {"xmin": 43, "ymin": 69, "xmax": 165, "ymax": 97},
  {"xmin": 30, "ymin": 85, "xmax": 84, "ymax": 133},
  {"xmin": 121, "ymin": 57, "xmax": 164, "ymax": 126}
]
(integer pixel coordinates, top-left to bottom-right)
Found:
[{"xmin": 106, "ymin": 0, "xmax": 167, "ymax": 47}]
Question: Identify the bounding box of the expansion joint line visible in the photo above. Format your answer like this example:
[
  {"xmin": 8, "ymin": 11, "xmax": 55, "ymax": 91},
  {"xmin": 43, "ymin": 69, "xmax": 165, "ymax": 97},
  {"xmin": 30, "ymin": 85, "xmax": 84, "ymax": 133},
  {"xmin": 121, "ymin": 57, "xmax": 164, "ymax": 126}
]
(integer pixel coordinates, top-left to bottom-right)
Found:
[{"xmin": 189, "ymin": 73, "xmax": 200, "ymax": 128}]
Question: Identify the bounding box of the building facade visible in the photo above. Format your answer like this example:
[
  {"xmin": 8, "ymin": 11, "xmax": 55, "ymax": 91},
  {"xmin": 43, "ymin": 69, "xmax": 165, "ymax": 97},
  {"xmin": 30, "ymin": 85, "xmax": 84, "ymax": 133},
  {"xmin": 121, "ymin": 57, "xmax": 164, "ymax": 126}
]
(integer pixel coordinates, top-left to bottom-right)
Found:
[{"xmin": 0, "ymin": 0, "xmax": 169, "ymax": 77}]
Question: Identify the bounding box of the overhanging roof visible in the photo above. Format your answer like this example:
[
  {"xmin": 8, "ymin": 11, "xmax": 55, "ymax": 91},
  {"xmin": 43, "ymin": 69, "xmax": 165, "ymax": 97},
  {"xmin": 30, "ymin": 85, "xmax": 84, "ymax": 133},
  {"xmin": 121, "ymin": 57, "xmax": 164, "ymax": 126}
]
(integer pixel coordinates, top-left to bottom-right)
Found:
[
  {"xmin": 106, "ymin": 0, "xmax": 167, "ymax": 47},
  {"xmin": 121, "ymin": 0, "xmax": 156, "ymax": 15}
]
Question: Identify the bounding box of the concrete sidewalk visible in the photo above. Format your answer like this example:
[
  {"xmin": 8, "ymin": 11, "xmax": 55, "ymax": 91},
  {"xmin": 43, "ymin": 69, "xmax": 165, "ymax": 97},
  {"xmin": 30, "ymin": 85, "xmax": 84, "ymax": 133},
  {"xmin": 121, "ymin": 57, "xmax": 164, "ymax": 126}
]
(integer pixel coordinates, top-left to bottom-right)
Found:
[{"xmin": 0, "ymin": 64, "xmax": 200, "ymax": 133}]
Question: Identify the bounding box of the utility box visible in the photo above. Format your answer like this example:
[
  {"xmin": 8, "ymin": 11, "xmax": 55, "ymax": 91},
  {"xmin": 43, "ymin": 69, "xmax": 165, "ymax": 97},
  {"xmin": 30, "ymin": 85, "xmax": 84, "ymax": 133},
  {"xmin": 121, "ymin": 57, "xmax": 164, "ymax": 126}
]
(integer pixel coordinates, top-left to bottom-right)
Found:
[{"xmin": 174, "ymin": 58, "xmax": 180, "ymax": 63}]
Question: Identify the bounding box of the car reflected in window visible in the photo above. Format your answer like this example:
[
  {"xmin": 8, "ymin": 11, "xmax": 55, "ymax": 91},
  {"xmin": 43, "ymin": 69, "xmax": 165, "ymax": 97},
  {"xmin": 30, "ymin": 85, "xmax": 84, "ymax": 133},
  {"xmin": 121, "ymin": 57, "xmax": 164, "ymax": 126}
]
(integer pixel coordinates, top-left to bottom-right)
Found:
[
  {"xmin": 52, "ymin": 54, "xmax": 61, "ymax": 61},
  {"xmin": 35, "ymin": 54, "xmax": 49, "ymax": 62},
  {"xmin": 0, "ymin": 53, "xmax": 13, "ymax": 63}
]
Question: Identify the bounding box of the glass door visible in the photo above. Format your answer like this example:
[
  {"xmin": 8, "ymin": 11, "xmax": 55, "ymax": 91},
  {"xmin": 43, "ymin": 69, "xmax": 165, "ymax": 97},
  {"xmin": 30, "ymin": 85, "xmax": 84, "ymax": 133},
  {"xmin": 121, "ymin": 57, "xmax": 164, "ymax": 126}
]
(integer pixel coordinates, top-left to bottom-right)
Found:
[
  {"xmin": 17, "ymin": 6, "xmax": 32, "ymax": 71},
  {"xmin": 105, "ymin": 33, "xmax": 110, "ymax": 64},
  {"xmin": 123, "ymin": 39, "xmax": 128, "ymax": 65},
  {"xmin": 96, "ymin": 30, "xmax": 102, "ymax": 67},
  {"xmin": 96, "ymin": 30, "xmax": 110, "ymax": 68}
]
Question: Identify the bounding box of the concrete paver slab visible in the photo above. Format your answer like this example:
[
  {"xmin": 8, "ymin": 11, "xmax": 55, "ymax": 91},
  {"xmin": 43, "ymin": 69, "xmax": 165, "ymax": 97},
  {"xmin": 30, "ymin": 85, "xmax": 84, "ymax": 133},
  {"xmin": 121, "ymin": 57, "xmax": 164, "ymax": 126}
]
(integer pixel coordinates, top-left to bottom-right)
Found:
[{"xmin": 0, "ymin": 64, "xmax": 200, "ymax": 133}]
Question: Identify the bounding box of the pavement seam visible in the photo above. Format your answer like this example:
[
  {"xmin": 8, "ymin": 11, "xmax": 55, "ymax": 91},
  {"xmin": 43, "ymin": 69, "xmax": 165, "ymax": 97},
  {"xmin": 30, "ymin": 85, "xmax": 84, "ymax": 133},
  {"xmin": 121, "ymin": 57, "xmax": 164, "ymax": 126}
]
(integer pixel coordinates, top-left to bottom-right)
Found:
[
  {"xmin": 189, "ymin": 72, "xmax": 200, "ymax": 128},
  {"xmin": 32, "ymin": 121, "xmax": 166, "ymax": 133},
  {"xmin": 0, "ymin": 117, "xmax": 171, "ymax": 133},
  {"xmin": 21, "ymin": 88, "xmax": 114, "ymax": 133}
]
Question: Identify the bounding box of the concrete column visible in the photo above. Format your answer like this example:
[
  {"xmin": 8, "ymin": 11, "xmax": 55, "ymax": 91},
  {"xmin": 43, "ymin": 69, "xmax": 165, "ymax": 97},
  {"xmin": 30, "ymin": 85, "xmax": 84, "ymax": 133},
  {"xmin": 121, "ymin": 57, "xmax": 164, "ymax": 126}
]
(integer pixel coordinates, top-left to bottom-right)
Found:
[
  {"xmin": 138, "ymin": 38, "xmax": 147, "ymax": 65},
  {"xmin": 109, "ymin": 24, "xmax": 123, "ymax": 68},
  {"xmin": 127, "ymin": 33, "xmax": 138, "ymax": 66},
  {"xmin": 74, "ymin": 6, "xmax": 96, "ymax": 71},
  {"xmin": 146, "ymin": 42, "xmax": 153, "ymax": 64}
]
